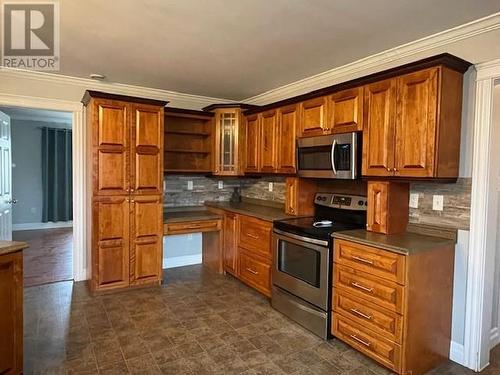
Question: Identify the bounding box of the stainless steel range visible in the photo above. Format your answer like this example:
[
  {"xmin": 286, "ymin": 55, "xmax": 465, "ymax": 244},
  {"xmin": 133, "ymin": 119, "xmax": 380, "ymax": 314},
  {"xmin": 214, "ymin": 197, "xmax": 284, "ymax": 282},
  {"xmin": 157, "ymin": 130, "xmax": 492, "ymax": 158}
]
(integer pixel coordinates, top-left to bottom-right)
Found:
[{"xmin": 272, "ymin": 193, "xmax": 367, "ymax": 339}]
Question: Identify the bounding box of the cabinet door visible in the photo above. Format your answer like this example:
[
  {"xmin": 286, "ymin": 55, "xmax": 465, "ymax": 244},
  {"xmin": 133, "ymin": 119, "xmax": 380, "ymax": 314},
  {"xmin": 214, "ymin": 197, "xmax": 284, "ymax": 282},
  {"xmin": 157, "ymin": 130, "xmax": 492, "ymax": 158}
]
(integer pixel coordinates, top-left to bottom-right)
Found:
[
  {"xmin": 299, "ymin": 96, "xmax": 328, "ymax": 137},
  {"xmin": 214, "ymin": 109, "xmax": 241, "ymax": 175},
  {"xmin": 130, "ymin": 195, "xmax": 162, "ymax": 285},
  {"xmin": 395, "ymin": 68, "xmax": 438, "ymax": 177},
  {"xmin": 0, "ymin": 252, "xmax": 22, "ymax": 375},
  {"xmin": 223, "ymin": 213, "xmax": 238, "ymax": 275},
  {"xmin": 92, "ymin": 100, "xmax": 129, "ymax": 195},
  {"xmin": 277, "ymin": 105, "xmax": 297, "ymax": 174},
  {"xmin": 260, "ymin": 110, "xmax": 278, "ymax": 173},
  {"xmin": 244, "ymin": 114, "xmax": 260, "ymax": 173},
  {"xmin": 362, "ymin": 79, "xmax": 397, "ymax": 177},
  {"xmin": 328, "ymin": 87, "xmax": 364, "ymax": 134},
  {"xmin": 92, "ymin": 196, "xmax": 130, "ymax": 291},
  {"xmin": 130, "ymin": 104, "xmax": 164, "ymax": 195}
]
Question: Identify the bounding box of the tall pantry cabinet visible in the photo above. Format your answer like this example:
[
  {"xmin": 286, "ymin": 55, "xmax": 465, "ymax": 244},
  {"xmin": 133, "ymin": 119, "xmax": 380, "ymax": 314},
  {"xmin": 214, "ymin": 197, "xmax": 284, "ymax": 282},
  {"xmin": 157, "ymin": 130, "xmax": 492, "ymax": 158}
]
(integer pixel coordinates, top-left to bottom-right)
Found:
[{"xmin": 82, "ymin": 91, "xmax": 167, "ymax": 293}]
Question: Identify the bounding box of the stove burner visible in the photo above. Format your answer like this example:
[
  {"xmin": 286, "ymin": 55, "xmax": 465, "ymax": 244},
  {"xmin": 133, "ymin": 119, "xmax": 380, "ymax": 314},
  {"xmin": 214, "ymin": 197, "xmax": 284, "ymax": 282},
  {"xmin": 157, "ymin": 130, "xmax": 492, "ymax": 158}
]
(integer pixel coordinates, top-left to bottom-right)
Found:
[{"xmin": 313, "ymin": 220, "xmax": 333, "ymax": 228}]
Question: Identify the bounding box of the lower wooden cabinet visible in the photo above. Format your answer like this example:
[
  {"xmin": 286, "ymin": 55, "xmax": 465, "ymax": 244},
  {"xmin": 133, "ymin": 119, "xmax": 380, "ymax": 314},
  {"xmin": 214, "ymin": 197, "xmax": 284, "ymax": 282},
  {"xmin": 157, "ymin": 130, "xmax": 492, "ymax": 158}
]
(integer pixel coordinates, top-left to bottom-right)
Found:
[
  {"xmin": 0, "ymin": 251, "xmax": 23, "ymax": 375},
  {"xmin": 332, "ymin": 238, "xmax": 455, "ymax": 375},
  {"xmin": 223, "ymin": 213, "xmax": 239, "ymax": 276},
  {"xmin": 285, "ymin": 177, "xmax": 316, "ymax": 216},
  {"xmin": 220, "ymin": 210, "xmax": 272, "ymax": 297},
  {"xmin": 91, "ymin": 194, "xmax": 163, "ymax": 293}
]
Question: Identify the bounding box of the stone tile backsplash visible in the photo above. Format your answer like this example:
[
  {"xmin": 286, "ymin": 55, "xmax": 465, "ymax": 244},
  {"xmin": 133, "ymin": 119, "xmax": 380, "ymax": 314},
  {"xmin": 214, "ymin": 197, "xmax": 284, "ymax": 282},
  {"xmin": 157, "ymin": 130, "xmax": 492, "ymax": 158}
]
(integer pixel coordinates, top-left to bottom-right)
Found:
[
  {"xmin": 409, "ymin": 177, "xmax": 471, "ymax": 230},
  {"xmin": 164, "ymin": 175, "xmax": 286, "ymax": 208}
]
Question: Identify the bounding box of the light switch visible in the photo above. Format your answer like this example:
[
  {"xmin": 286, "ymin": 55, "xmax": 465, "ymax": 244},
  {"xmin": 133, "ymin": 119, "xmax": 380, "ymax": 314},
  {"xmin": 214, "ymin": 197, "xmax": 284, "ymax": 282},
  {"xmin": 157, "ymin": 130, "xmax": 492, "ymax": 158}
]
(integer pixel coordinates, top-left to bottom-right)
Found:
[
  {"xmin": 268, "ymin": 182, "xmax": 273, "ymax": 192},
  {"xmin": 187, "ymin": 180, "xmax": 193, "ymax": 190},
  {"xmin": 409, "ymin": 193, "xmax": 419, "ymax": 209},
  {"xmin": 218, "ymin": 181, "xmax": 224, "ymax": 189},
  {"xmin": 433, "ymin": 195, "xmax": 444, "ymax": 211}
]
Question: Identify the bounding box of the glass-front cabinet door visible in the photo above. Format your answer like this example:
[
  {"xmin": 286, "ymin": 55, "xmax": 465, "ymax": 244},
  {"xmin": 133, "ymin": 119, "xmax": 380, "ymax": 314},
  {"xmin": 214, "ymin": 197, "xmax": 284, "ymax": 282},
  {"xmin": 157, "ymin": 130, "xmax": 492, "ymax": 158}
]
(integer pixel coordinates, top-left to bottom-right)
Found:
[{"xmin": 213, "ymin": 108, "xmax": 242, "ymax": 175}]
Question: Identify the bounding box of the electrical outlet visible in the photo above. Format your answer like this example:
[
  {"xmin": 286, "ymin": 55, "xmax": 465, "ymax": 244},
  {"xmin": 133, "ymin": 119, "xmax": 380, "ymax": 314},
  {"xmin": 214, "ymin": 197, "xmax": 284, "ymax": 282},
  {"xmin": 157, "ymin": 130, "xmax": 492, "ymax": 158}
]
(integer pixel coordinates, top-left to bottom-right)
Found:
[
  {"xmin": 433, "ymin": 195, "xmax": 444, "ymax": 211},
  {"xmin": 409, "ymin": 193, "xmax": 419, "ymax": 209},
  {"xmin": 218, "ymin": 181, "xmax": 224, "ymax": 189},
  {"xmin": 187, "ymin": 180, "xmax": 193, "ymax": 190},
  {"xmin": 268, "ymin": 182, "xmax": 273, "ymax": 192}
]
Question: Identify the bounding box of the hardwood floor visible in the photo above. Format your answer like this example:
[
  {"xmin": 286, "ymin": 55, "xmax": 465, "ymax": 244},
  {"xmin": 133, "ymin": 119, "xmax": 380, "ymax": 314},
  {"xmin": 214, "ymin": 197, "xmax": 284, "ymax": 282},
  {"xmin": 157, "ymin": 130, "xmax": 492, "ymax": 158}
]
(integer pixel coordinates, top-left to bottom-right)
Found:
[{"xmin": 13, "ymin": 227, "xmax": 73, "ymax": 287}]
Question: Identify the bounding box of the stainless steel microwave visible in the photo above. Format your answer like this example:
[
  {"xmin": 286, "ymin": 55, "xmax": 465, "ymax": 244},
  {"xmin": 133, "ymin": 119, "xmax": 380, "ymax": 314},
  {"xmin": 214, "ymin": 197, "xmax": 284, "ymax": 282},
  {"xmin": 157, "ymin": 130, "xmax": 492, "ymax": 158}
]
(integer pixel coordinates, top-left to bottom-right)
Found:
[{"xmin": 297, "ymin": 132, "xmax": 361, "ymax": 179}]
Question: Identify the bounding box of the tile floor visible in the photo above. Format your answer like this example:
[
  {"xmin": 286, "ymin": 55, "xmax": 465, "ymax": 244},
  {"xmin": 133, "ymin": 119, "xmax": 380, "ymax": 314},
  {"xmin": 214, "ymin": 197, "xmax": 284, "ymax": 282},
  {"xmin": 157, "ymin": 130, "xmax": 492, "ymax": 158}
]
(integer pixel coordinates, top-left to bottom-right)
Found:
[
  {"xmin": 14, "ymin": 227, "xmax": 73, "ymax": 287},
  {"xmin": 24, "ymin": 265, "xmax": 500, "ymax": 374}
]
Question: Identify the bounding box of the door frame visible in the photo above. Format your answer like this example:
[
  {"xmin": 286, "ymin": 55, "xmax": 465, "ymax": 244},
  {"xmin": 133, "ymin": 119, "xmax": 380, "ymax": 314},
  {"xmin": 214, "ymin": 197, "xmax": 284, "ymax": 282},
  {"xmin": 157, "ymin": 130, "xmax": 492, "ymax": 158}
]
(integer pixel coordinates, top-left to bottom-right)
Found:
[
  {"xmin": 463, "ymin": 59, "xmax": 500, "ymax": 371},
  {"xmin": 0, "ymin": 93, "xmax": 87, "ymax": 282}
]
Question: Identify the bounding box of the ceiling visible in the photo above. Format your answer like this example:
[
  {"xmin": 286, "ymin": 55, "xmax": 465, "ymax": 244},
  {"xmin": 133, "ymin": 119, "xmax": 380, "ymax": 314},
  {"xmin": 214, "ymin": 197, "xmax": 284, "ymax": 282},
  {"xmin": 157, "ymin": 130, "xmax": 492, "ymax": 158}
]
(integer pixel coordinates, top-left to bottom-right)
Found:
[
  {"xmin": 58, "ymin": 0, "xmax": 500, "ymax": 100},
  {"xmin": 0, "ymin": 107, "xmax": 72, "ymax": 125}
]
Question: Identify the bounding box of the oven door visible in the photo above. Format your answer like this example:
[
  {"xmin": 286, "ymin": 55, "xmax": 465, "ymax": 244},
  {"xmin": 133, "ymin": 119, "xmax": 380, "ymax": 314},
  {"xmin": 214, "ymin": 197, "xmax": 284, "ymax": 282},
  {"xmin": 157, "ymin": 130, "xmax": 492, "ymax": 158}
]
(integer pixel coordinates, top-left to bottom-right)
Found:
[
  {"xmin": 297, "ymin": 133, "xmax": 358, "ymax": 179},
  {"xmin": 273, "ymin": 230, "xmax": 330, "ymax": 310}
]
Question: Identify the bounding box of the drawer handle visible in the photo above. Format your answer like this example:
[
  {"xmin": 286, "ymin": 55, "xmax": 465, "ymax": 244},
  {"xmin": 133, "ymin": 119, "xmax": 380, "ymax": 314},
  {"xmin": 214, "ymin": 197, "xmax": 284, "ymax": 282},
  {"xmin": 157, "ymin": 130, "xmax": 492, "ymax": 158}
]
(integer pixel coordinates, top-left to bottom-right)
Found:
[
  {"xmin": 350, "ymin": 334, "xmax": 371, "ymax": 347},
  {"xmin": 350, "ymin": 308, "xmax": 373, "ymax": 320},
  {"xmin": 245, "ymin": 233, "xmax": 259, "ymax": 239},
  {"xmin": 351, "ymin": 282, "xmax": 373, "ymax": 293},
  {"xmin": 351, "ymin": 255, "xmax": 374, "ymax": 265},
  {"xmin": 245, "ymin": 267, "xmax": 259, "ymax": 275}
]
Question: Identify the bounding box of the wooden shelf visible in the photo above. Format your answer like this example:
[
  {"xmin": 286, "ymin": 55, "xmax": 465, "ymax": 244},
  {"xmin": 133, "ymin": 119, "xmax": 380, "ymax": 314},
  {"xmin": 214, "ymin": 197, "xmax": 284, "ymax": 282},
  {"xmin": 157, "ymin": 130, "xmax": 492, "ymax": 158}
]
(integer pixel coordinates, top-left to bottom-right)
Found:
[
  {"xmin": 164, "ymin": 169, "xmax": 212, "ymax": 174},
  {"xmin": 165, "ymin": 130, "xmax": 211, "ymax": 137},
  {"xmin": 164, "ymin": 149, "xmax": 210, "ymax": 154}
]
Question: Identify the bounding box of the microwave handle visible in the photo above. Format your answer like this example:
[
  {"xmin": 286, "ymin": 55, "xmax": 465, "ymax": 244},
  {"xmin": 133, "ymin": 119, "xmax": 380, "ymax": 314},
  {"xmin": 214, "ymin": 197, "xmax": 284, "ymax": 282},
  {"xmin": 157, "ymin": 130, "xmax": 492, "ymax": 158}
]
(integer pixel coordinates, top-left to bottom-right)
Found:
[{"xmin": 331, "ymin": 139, "xmax": 337, "ymax": 175}]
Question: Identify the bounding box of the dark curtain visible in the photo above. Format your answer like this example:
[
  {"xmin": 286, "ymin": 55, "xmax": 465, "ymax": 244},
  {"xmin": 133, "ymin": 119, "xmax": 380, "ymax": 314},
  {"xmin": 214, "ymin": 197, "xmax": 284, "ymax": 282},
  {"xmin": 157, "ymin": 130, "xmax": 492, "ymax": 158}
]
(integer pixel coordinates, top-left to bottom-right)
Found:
[{"xmin": 41, "ymin": 127, "xmax": 73, "ymax": 222}]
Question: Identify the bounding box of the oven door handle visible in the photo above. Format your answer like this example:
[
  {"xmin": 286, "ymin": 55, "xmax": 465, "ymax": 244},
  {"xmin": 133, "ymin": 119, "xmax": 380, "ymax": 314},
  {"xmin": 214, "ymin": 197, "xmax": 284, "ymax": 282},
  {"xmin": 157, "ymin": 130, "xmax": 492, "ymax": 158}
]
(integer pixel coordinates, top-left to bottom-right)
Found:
[{"xmin": 331, "ymin": 139, "xmax": 337, "ymax": 175}]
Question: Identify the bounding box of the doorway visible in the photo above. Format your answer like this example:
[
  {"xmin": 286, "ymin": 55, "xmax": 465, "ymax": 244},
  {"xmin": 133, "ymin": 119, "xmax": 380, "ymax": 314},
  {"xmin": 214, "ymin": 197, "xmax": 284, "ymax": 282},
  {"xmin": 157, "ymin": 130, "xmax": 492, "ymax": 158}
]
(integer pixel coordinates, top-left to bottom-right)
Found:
[{"xmin": 0, "ymin": 107, "xmax": 73, "ymax": 286}]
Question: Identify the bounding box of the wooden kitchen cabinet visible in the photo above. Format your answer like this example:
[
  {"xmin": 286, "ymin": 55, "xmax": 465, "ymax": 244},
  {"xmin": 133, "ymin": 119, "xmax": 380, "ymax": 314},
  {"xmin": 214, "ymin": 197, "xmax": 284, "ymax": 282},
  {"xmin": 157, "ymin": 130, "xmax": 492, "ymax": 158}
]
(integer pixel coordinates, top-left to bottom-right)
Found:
[
  {"xmin": 276, "ymin": 104, "xmax": 298, "ymax": 173},
  {"xmin": 244, "ymin": 113, "xmax": 260, "ymax": 173},
  {"xmin": 362, "ymin": 67, "xmax": 463, "ymax": 179},
  {"xmin": 260, "ymin": 110, "xmax": 278, "ymax": 173},
  {"xmin": 0, "ymin": 249, "xmax": 25, "ymax": 375},
  {"xmin": 366, "ymin": 181, "xmax": 409, "ymax": 234},
  {"xmin": 285, "ymin": 177, "xmax": 316, "ymax": 216},
  {"xmin": 299, "ymin": 96, "xmax": 328, "ymax": 137},
  {"xmin": 223, "ymin": 213, "xmax": 239, "ymax": 275},
  {"xmin": 332, "ymin": 237, "xmax": 455, "ymax": 375},
  {"xmin": 327, "ymin": 87, "xmax": 364, "ymax": 134},
  {"xmin": 83, "ymin": 91, "xmax": 166, "ymax": 293}
]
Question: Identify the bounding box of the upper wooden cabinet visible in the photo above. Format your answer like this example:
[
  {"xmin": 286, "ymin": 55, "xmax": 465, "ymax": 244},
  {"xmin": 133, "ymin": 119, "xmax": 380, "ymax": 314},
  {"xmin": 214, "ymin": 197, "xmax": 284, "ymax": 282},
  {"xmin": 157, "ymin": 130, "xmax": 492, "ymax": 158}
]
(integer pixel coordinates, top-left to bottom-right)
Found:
[
  {"xmin": 244, "ymin": 113, "xmax": 260, "ymax": 173},
  {"xmin": 327, "ymin": 87, "xmax": 364, "ymax": 134},
  {"xmin": 260, "ymin": 110, "xmax": 278, "ymax": 173},
  {"xmin": 164, "ymin": 108, "xmax": 214, "ymax": 174},
  {"xmin": 363, "ymin": 66, "xmax": 464, "ymax": 179},
  {"xmin": 299, "ymin": 96, "xmax": 328, "ymax": 137},
  {"xmin": 277, "ymin": 105, "xmax": 298, "ymax": 174}
]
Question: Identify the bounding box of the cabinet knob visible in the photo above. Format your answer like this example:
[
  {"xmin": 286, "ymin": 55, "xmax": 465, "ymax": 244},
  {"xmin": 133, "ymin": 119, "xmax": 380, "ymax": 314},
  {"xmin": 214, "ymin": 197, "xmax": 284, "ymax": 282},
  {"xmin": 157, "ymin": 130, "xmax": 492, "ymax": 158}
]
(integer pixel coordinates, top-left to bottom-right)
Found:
[
  {"xmin": 393, "ymin": 168, "xmax": 397, "ymax": 172},
  {"xmin": 386, "ymin": 168, "xmax": 391, "ymax": 172}
]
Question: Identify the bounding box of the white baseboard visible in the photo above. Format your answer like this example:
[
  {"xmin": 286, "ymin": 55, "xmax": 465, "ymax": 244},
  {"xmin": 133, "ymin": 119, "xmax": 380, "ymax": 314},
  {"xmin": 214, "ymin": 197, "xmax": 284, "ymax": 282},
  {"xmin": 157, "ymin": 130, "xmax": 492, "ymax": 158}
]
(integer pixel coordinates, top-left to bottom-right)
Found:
[
  {"xmin": 163, "ymin": 254, "xmax": 202, "ymax": 269},
  {"xmin": 491, "ymin": 327, "xmax": 500, "ymax": 349},
  {"xmin": 13, "ymin": 221, "xmax": 73, "ymax": 231},
  {"xmin": 450, "ymin": 341, "xmax": 466, "ymax": 365}
]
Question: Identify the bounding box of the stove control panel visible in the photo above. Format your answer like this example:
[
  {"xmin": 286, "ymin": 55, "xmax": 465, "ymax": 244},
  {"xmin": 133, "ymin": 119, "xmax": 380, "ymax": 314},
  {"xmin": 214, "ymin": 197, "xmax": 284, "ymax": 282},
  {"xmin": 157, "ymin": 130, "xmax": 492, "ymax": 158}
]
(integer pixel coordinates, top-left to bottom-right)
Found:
[{"xmin": 315, "ymin": 193, "xmax": 367, "ymax": 211}]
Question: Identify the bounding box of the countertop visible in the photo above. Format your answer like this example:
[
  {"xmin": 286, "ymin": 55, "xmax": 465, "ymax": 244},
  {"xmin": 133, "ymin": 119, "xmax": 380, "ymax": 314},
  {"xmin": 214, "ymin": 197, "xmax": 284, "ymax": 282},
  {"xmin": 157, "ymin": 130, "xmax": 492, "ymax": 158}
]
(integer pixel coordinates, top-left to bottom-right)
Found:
[
  {"xmin": 204, "ymin": 201, "xmax": 294, "ymax": 222},
  {"xmin": 0, "ymin": 240, "xmax": 28, "ymax": 256},
  {"xmin": 332, "ymin": 229, "xmax": 455, "ymax": 255},
  {"xmin": 163, "ymin": 207, "xmax": 222, "ymax": 224}
]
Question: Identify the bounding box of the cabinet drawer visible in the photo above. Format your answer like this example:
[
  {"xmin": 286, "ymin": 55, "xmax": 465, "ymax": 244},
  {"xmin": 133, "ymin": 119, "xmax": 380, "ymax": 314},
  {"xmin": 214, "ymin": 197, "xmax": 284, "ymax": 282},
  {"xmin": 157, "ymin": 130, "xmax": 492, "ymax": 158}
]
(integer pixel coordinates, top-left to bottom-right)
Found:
[
  {"xmin": 238, "ymin": 250, "xmax": 271, "ymax": 297},
  {"xmin": 238, "ymin": 215, "xmax": 272, "ymax": 258},
  {"xmin": 332, "ymin": 313, "xmax": 401, "ymax": 373},
  {"xmin": 335, "ymin": 264, "xmax": 404, "ymax": 313},
  {"xmin": 164, "ymin": 219, "xmax": 221, "ymax": 235},
  {"xmin": 334, "ymin": 239, "xmax": 406, "ymax": 284},
  {"xmin": 333, "ymin": 288, "xmax": 403, "ymax": 343}
]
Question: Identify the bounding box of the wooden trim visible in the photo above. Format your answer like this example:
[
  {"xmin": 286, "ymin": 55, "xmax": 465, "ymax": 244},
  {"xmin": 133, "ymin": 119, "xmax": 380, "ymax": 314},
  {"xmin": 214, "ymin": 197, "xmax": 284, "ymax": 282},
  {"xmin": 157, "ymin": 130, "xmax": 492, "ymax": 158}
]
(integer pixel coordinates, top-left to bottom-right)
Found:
[
  {"xmin": 244, "ymin": 54, "xmax": 471, "ymax": 115},
  {"xmin": 202, "ymin": 103, "xmax": 259, "ymax": 112},
  {"xmin": 165, "ymin": 107, "xmax": 214, "ymax": 118},
  {"xmin": 82, "ymin": 90, "xmax": 168, "ymax": 107}
]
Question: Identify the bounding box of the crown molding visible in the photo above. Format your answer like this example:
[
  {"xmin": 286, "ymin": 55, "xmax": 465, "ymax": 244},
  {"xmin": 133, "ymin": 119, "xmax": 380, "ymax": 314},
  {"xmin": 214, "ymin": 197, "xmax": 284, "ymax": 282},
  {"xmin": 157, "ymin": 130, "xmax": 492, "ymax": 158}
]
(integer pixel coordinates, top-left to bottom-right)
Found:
[
  {"xmin": 475, "ymin": 58, "xmax": 500, "ymax": 81},
  {"xmin": 0, "ymin": 68, "xmax": 234, "ymax": 110},
  {"xmin": 243, "ymin": 12, "xmax": 500, "ymax": 105}
]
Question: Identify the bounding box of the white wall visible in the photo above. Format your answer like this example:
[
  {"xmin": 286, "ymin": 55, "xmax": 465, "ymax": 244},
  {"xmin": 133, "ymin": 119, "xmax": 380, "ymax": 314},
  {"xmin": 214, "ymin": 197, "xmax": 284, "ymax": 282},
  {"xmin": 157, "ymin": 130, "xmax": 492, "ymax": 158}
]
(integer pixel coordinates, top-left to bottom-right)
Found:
[{"xmin": 163, "ymin": 234, "xmax": 202, "ymax": 269}]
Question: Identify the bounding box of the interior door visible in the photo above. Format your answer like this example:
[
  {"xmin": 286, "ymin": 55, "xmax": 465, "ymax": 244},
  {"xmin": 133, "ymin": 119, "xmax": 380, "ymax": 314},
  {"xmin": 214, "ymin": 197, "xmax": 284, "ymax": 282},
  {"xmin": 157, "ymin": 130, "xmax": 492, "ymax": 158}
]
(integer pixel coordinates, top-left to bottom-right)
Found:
[
  {"xmin": 130, "ymin": 104, "xmax": 164, "ymax": 195},
  {"xmin": 0, "ymin": 111, "xmax": 12, "ymax": 241}
]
